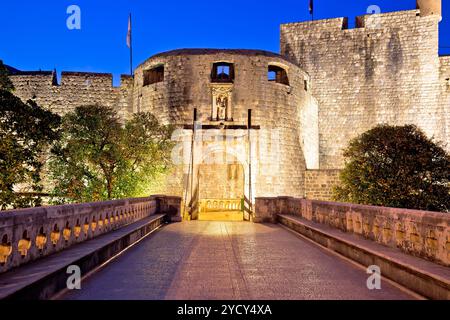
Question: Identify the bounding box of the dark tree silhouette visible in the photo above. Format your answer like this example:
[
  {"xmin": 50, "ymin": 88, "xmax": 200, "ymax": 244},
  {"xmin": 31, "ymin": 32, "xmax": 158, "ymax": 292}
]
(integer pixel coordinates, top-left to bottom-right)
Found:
[{"xmin": 334, "ymin": 124, "xmax": 450, "ymax": 212}]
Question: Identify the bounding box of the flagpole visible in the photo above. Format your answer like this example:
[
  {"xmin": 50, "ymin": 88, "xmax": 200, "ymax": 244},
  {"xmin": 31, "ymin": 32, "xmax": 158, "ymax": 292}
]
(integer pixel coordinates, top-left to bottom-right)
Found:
[{"xmin": 129, "ymin": 13, "xmax": 133, "ymax": 76}]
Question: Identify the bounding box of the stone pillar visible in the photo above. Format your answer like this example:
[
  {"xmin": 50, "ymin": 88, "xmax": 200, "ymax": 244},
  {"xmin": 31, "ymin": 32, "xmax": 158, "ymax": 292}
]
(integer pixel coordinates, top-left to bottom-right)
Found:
[{"xmin": 155, "ymin": 195, "xmax": 182, "ymax": 222}]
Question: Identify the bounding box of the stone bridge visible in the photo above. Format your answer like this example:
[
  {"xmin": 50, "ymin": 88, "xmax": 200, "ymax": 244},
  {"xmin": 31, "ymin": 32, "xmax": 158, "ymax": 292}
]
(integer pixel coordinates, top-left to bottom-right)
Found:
[{"xmin": 0, "ymin": 196, "xmax": 448, "ymax": 300}]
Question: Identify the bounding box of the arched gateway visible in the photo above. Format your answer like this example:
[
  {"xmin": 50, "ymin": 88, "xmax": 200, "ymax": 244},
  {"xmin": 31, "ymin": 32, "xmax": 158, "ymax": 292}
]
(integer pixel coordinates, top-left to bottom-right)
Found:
[
  {"xmin": 132, "ymin": 49, "xmax": 316, "ymax": 221},
  {"xmin": 195, "ymin": 149, "xmax": 247, "ymax": 221}
]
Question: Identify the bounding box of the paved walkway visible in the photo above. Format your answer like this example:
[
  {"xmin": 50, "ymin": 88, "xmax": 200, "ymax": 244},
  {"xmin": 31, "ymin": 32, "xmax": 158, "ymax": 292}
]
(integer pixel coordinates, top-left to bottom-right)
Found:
[{"xmin": 61, "ymin": 221, "xmax": 414, "ymax": 300}]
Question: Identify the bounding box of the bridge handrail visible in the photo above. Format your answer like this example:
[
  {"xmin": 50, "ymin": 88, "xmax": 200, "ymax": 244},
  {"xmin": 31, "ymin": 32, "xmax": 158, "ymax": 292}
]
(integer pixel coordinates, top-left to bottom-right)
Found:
[
  {"xmin": 255, "ymin": 197, "xmax": 450, "ymax": 267},
  {"xmin": 0, "ymin": 195, "xmax": 180, "ymax": 274}
]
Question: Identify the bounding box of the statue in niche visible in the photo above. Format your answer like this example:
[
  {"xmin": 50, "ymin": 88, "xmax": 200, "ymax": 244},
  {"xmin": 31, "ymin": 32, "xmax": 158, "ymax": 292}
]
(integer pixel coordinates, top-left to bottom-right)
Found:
[
  {"xmin": 211, "ymin": 85, "xmax": 232, "ymax": 122},
  {"xmin": 216, "ymin": 95, "xmax": 228, "ymax": 121}
]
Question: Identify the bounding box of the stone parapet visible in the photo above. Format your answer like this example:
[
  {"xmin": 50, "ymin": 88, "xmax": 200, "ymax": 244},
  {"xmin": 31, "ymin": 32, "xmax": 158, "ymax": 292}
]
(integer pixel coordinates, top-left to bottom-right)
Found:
[
  {"xmin": 0, "ymin": 195, "xmax": 181, "ymax": 273},
  {"xmin": 281, "ymin": 9, "xmax": 445, "ymax": 168},
  {"xmin": 255, "ymin": 197, "xmax": 449, "ymax": 266},
  {"xmin": 9, "ymin": 71, "xmax": 134, "ymax": 118}
]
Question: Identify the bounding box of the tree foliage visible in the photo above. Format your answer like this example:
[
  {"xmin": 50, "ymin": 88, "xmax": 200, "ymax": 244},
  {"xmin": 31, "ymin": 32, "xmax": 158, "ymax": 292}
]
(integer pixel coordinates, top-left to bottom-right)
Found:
[
  {"xmin": 333, "ymin": 124, "xmax": 450, "ymax": 212},
  {"xmin": 49, "ymin": 105, "xmax": 174, "ymax": 203},
  {"xmin": 0, "ymin": 90, "xmax": 61, "ymax": 209}
]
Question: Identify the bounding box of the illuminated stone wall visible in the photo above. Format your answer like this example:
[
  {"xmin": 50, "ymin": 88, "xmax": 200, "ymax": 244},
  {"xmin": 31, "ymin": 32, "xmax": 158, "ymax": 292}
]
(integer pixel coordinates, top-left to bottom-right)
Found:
[
  {"xmin": 134, "ymin": 50, "xmax": 320, "ymax": 201},
  {"xmin": 256, "ymin": 197, "xmax": 450, "ymax": 266},
  {"xmin": 281, "ymin": 9, "xmax": 448, "ymax": 168},
  {"xmin": 304, "ymin": 170, "xmax": 341, "ymax": 201},
  {"xmin": 10, "ymin": 72, "xmax": 133, "ymax": 119},
  {"xmin": 0, "ymin": 196, "xmax": 167, "ymax": 273},
  {"xmin": 7, "ymin": 5, "xmax": 449, "ymax": 202},
  {"xmin": 439, "ymin": 55, "xmax": 450, "ymax": 147}
]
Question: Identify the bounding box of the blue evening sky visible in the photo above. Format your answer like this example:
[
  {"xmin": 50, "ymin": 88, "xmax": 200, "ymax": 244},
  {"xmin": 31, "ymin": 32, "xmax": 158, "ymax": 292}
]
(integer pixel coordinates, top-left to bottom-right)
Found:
[{"xmin": 1, "ymin": 0, "xmax": 449, "ymax": 85}]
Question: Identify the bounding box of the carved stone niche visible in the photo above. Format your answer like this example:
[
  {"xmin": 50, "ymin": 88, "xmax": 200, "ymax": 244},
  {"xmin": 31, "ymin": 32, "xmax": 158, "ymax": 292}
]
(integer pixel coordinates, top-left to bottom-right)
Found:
[{"xmin": 210, "ymin": 84, "xmax": 233, "ymax": 122}]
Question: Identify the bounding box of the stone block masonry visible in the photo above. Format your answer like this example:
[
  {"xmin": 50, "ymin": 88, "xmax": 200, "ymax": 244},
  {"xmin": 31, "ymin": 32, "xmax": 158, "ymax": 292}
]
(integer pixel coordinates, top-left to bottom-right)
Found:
[
  {"xmin": 6, "ymin": 3, "xmax": 449, "ymax": 204},
  {"xmin": 0, "ymin": 195, "xmax": 181, "ymax": 274},
  {"xmin": 439, "ymin": 55, "xmax": 450, "ymax": 147},
  {"xmin": 9, "ymin": 71, "xmax": 133, "ymax": 119},
  {"xmin": 304, "ymin": 170, "xmax": 340, "ymax": 201},
  {"xmin": 281, "ymin": 9, "xmax": 449, "ymax": 169},
  {"xmin": 134, "ymin": 49, "xmax": 319, "ymax": 201},
  {"xmin": 256, "ymin": 197, "xmax": 450, "ymax": 267}
]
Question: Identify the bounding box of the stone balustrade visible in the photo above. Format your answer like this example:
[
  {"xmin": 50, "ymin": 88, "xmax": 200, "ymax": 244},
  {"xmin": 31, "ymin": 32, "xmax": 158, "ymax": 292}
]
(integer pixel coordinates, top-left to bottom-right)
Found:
[
  {"xmin": 0, "ymin": 195, "xmax": 181, "ymax": 273},
  {"xmin": 198, "ymin": 198, "xmax": 243, "ymax": 213},
  {"xmin": 255, "ymin": 197, "xmax": 450, "ymax": 266}
]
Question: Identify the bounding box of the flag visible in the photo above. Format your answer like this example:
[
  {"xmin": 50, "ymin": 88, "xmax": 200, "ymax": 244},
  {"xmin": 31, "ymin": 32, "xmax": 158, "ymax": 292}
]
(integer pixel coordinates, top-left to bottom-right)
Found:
[
  {"xmin": 309, "ymin": 0, "xmax": 313, "ymax": 15},
  {"xmin": 127, "ymin": 14, "xmax": 132, "ymax": 48}
]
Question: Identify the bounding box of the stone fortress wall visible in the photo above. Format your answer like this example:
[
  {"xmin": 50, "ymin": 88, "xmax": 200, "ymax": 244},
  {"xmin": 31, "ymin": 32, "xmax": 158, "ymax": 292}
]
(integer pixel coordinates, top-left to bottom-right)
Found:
[
  {"xmin": 281, "ymin": 4, "xmax": 449, "ymax": 169},
  {"xmin": 304, "ymin": 170, "xmax": 341, "ymax": 200},
  {"xmin": 6, "ymin": 1, "xmax": 449, "ymax": 203},
  {"xmin": 9, "ymin": 71, "xmax": 133, "ymax": 119},
  {"xmin": 133, "ymin": 49, "xmax": 319, "ymax": 201},
  {"xmin": 439, "ymin": 55, "xmax": 450, "ymax": 147}
]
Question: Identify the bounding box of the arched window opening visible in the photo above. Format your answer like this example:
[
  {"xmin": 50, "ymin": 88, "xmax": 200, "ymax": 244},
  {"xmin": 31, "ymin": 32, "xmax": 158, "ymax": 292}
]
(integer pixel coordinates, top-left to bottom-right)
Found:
[
  {"xmin": 211, "ymin": 62, "xmax": 234, "ymax": 83},
  {"xmin": 143, "ymin": 65, "xmax": 164, "ymax": 86},
  {"xmin": 268, "ymin": 65, "xmax": 289, "ymax": 86}
]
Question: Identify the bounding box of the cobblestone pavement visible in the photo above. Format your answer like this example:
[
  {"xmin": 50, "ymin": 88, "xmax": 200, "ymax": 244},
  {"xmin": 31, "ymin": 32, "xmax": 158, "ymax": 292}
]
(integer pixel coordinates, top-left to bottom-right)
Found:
[{"xmin": 62, "ymin": 221, "xmax": 414, "ymax": 300}]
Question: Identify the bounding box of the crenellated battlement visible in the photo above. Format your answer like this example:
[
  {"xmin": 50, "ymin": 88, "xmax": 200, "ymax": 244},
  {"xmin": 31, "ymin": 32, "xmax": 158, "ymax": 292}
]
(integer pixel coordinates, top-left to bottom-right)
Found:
[
  {"xmin": 440, "ymin": 56, "xmax": 450, "ymax": 73},
  {"xmin": 281, "ymin": 9, "xmax": 435, "ymax": 35},
  {"xmin": 9, "ymin": 71, "xmax": 134, "ymax": 117},
  {"xmin": 281, "ymin": 16, "xmax": 348, "ymax": 31},
  {"xmin": 10, "ymin": 70, "xmax": 133, "ymax": 89},
  {"xmin": 60, "ymin": 71, "xmax": 133, "ymax": 88},
  {"xmin": 352, "ymin": 9, "xmax": 425, "ymax": 29}
]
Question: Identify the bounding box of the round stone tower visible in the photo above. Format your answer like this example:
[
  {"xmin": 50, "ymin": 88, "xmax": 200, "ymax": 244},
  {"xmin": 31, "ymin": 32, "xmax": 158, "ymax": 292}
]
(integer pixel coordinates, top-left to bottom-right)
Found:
[
  {"xmin": 133, "ymin": 49, "xmax": 319, "ymax": 219},
  {"xmin": 416, "ymin": 0, "xmax": 442, "ymax": 20}
]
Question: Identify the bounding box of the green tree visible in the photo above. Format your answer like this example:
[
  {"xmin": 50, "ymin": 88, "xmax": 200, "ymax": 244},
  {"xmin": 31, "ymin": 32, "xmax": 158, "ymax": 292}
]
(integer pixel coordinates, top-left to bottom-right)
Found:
[
  {"xmin": 0, "ymin": 60, "xmax": 14, "ymax": 92},
  {"xmin": 334, "ymin": 124, "xmax": 450, "ymax": 212},
  {"xmin": 0, "ymin": 90, "xmax": 61, "ymax": 209},
  {"xmin": 49, "ymin": 105, "xmax": 174, "ymax": 203},
  {"xmin": 119, "ymin": 112, "xmax": 175, "ymax": 198}
]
